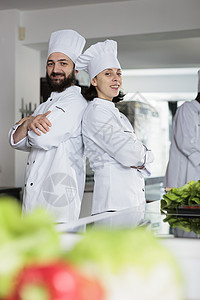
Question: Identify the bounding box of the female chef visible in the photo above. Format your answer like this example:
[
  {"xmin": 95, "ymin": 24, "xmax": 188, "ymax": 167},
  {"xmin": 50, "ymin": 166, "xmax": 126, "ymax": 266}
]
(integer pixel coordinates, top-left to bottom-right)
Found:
[{"xmin": 76, "ymin": 40, "xmax": 154, "ymax": 215}]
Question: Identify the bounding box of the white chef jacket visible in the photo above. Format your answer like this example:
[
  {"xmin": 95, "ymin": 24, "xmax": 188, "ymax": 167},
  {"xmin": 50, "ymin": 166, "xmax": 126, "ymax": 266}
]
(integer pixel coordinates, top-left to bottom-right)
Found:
[
  {"xmin": 164, "ymin": 99, "xmax": 200, "ymax": 188},
  {"xmin": 82, "ymin": 98, "xmax": 154, "ymax": 215},
  {"xmin": 9, "ymin": 86, "xmax": 88, "ymax": 223}
]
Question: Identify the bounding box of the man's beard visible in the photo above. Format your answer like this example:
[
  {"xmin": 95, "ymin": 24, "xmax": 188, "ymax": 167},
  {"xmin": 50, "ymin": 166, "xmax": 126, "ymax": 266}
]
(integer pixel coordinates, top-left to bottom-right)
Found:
[{"xmin": 46, "ymin": 70, "xmax": 76, "ymax": 93}]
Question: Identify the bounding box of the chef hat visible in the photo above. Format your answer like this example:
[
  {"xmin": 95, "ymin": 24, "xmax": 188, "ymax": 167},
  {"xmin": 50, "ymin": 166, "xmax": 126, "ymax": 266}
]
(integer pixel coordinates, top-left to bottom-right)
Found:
[
  {"xmin": 198, "ymin": 69, "xmax": 200, "ymax": 93},
  {"xmin": 47, "ymin": 29, "xmax": 86, "ymax": 64},
  {"xmin": 75, "ymin": 39, "xmax": 121, "ymax": 80}
]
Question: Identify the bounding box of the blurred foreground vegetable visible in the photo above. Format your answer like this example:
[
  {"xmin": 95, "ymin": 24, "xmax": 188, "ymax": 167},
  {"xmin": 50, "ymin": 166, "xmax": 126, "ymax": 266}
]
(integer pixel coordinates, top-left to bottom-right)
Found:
[
  {"xmin": 5, "ymin": 261, "xmax": 104, "ymax": 300},
  {"xmin": 65, "ymin": 228, "xmax": 184, "ymax": 300},
  {"xmin": 0, "ymin": 196, "xmax": 61, "ymax": 297},
  {"xmin": 0, "ymin": 196, "xmax": 184, "ymax": 300},
  {"xmin": 0, "ymin": 196, "xmax": 104, "ymax": 300}
]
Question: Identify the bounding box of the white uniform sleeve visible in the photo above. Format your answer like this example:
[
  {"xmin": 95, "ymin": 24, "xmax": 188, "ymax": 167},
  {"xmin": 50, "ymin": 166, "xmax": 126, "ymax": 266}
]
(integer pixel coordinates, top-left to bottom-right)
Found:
[
  {"xmin": 84, "ymin": 106, "xmax": 153, "ymax": 168},
  {"xmin": 27, "ymin": 102, "xmax": 84, "ymax": 150},
  {"xmin": 8, "ymin": 124, "xmax": 31, "ymax": 152},
  {"xmin": 140, "ymin": 150, "xmax": 154, "ymax": 176},
  {"xmin": 173, "ymin": 103, "xmax": 200, "ymax": 167},
  {"xmin": 8, "ymin": 103, "xmax": 43, "ymax": 151}
]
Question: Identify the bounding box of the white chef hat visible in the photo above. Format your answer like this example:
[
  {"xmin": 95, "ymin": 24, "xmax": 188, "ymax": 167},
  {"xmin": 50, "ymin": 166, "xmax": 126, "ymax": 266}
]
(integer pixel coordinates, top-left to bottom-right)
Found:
[
  {"xmin": 47, "ymin": 29, "xmax": 86, "ymax": 64},
  {"xmin": 75, "ymin": 39, "xmax": 121, "ymax": 80},
  {"xmin": 198, "ymin": 69, "xmax": 200, "ymax": 93}
]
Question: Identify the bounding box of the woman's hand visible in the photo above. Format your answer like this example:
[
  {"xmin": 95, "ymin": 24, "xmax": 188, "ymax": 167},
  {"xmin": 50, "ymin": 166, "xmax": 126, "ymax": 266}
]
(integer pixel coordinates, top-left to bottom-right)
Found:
[{"xmin": 131, "ymin": 165, "xmax": 145, "ymax": 170}]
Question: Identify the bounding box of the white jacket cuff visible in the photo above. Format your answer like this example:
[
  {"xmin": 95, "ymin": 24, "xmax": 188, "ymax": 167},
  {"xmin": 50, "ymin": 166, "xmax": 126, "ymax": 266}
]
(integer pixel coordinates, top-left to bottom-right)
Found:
[{"xmin": 9, "ymin": 123, "xmax": 28, "ymax": 148}]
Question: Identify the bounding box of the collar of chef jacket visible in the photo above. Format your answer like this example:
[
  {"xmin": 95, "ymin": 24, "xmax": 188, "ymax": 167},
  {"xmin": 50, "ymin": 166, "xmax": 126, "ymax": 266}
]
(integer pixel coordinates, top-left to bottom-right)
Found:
[
  {"xmin": 50, "ymin": 85, "xmax": 81, "ymax": 101},
  {"xmin": 93, "ymin": 97, "xmax": 116, "ymax": 107},
  {"xmin": 92, "ymin": 97, "xmax": 124, "ymax": 122}
]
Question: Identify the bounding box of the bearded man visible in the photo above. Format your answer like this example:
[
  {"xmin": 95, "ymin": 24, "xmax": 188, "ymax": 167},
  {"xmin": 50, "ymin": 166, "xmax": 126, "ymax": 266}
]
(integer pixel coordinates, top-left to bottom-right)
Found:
[{"xmin": 9, "ymin": 30, "xmax": 87, "ymax": 223}]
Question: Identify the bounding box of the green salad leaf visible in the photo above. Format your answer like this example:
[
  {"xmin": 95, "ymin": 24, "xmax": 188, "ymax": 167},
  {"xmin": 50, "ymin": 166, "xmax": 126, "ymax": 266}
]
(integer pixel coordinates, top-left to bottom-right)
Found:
[
  {"xmin": 65, "ymin": 227, "xmax": 181, "ymax": 279},
  {"xmin": 64, "ymin": 227, "xmax": 184, "ymax": 299},
  {"xmin": 161, "ymin": 180, "xmax": 200, "ymax": 234},
  {"xmin": 0, "ymin": 196, "xmax": 61, "ymax": 297},
  {"xmin": 163, "ymin": 214, "xmax": 200, "ymax": 234},
  {"xmin": 161, "ymin": 180, "xmax": 200, "ymax": 211}
]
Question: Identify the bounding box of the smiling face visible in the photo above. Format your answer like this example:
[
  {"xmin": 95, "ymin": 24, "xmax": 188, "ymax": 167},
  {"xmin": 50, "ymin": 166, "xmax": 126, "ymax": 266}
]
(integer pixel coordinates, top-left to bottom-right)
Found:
[
  {"xmin": 46, "ymin": 52, "xmax": 76, "ymax": 92},
  {"xmin": 91, "ymin": 68, "xmax": 122, "ymax": 101}
]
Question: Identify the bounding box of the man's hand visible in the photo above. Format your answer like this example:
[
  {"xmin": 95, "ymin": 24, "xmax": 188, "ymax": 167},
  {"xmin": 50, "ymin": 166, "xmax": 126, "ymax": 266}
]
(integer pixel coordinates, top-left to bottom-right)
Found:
[
  {"xmin": 16, "ymin": 116, "xmax": 32, "ymax": 125},
  {"xmin": 13, "ymin": 111, "xmax": 52, "ymax": 144},
  {"xmin": 28, "ymin": 111, "xmax": 52, "ymax": 136}
]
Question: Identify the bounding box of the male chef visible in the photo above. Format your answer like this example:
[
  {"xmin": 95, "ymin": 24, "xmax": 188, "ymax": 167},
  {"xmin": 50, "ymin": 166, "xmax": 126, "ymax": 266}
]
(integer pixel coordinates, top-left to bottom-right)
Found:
[
  {"xmin": 9, "ymin": 29, "xmax": 87, "ymax": 223},
  {"xmin": 164, "ymin": 69, "xmax": 200, "ymax": 188}
]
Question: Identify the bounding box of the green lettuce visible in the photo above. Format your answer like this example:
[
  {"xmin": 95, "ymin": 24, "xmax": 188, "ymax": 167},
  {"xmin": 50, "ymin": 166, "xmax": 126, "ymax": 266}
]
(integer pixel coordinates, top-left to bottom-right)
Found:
[
  {"xmin": 163, "ymin": 214, "xmax": 200, "ymax": 234},
  {"xmin": 161, "ymin": 180, "xmax": 200, "ymax": 211},
  {"xmin": 65, "ymin": 228, "xmax": 184, "ymax": 299},
  {"xmin": 0, "ymin": 196, "xmax": 61, "ymax": 297},
  {"xmin": 65, "ymin": 227, "xmax": 181, "ymax": 277}
]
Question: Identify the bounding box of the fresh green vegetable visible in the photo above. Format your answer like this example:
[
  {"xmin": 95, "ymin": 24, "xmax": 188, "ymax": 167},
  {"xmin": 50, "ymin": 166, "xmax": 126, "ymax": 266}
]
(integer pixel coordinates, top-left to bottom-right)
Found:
[
  {"xmin": 163, "ymin": 214, "xmax": 200, "ymax": 234},
  {"xmin": 0, "ymin": 196, "xmax": 184, "ymax": 300},
  {"xmin": 161, "ymin": 180, "xmax": 200, "ymax": 211},
  {"xmin": 0, "ymin": 196, "xmax": 61, "ymax": 298},
  {"xmin": 0, "ymin": 196, "xmax": 105, "ymax": 300},
  {"xmin": 65, "ymin": 227, "xmax": 184, "ymax": 300},
  {"xmin": 65, "ymin": 227, "xmax": 181, "ymax": 275},
  {"xmin": 161, "ymin": 181, "xmax": 200, "ymax": 234}
]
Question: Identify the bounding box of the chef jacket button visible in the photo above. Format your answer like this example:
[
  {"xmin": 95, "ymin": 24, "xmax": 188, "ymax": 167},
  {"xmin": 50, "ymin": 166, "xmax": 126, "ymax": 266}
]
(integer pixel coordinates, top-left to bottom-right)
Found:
[
  {"xmin": 27, "ymin": 162, "xmax": 29, "ymax": 165},
  {"xmin": 142, "ymin": 188, "xmax": 145, "ymax": 192},
  {"xmin": 50, "ymin": 98, "xmax": 52, "ymax": 101},
  {"xmin": 24, "ymin": 184, "xmax": 26, "ymax": 187},
  {"xmin": 30, "ymin": 183, "xmax": 33, "ymax": 186},
  {"xmin": 33, "ymin": 160, "xmax": 35, "ymax": 163}
]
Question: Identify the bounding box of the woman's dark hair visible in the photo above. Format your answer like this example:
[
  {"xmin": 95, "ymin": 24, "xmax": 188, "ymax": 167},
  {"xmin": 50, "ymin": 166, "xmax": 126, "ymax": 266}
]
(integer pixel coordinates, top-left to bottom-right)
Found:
[{"xmin": 81, "ymin": 84, "xmax": 125, "ymax": 103}]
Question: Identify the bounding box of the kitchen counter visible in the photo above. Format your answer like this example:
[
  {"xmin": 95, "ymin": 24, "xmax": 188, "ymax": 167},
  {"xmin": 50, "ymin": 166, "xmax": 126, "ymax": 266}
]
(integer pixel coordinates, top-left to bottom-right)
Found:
[
  {"xmin": 58, "ymin": 200, "xmax": 200, "ymax": 300},
  {"xmin": 146, "ymin": 201, "xmax": 200, "ymax": 300}
]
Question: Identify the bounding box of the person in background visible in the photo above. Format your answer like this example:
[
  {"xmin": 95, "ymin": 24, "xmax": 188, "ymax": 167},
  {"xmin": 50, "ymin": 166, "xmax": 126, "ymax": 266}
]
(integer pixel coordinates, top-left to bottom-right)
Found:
[
  {"xmin": 164, "ymin": 69, "xmax": 200, "ymax": 188},
  {"xmin": 75, "ymin": 40, "xmax": 154, "ymax": 215},
  {"xmin": 9, "ymin": 29, "xmax": 87, "ymax": 223}
]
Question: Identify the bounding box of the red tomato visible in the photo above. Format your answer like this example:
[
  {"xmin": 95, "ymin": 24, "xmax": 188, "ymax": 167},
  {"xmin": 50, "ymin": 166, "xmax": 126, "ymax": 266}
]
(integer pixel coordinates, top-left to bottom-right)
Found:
[
  {"xmin": 77, "ymin": 274, "xmax": 105, "ymax": 300},
  {"xmin": 4, "ymin": 261, "xmax": 105, "ymax": 300}
]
